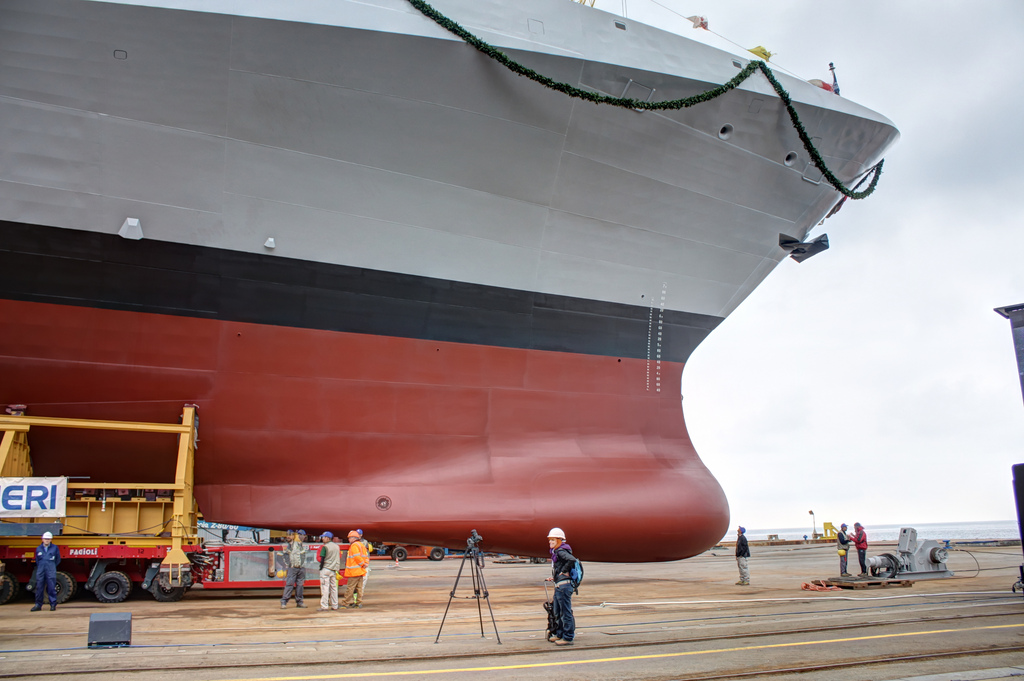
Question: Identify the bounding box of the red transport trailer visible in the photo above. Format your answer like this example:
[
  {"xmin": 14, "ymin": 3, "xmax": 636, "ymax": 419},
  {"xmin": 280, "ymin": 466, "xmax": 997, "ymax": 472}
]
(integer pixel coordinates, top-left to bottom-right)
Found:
[
  {"xmin": 0, "ymin": 541, "xmax": 202, "ymax": 604},
  {"xmin": 0, "ymin": 540, "xmax": 348, "ymax": 605},
  {"xmin": 194, "ymin": 542, "xmax": 342, "ymax": 591},
  {"xmin": 374, "ymin": 543, "xmax": 447, "ymax": 562},
  {"xmin": 0, "ymin": 406, "xmax": 204, "ymax": 605}
]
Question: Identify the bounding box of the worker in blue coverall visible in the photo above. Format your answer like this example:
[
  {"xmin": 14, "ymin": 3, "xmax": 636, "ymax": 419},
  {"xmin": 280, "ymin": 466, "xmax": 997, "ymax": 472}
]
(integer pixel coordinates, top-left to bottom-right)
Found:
[{"xmin": 30, "ymin": 531, "xmax": 61, "ymax": 611}]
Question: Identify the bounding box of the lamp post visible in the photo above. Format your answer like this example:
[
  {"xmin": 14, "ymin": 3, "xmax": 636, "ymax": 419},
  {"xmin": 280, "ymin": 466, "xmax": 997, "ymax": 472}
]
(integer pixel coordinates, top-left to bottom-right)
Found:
[{"xmin": 809, "ymin": 510, "xmax": 816, "ymax": 539}]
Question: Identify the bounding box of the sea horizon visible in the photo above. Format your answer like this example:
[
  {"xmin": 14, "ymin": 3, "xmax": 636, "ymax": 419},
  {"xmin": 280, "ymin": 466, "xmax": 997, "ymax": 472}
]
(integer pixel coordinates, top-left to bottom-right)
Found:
[{"xmin": 722, "ymin": 519, "xmax": 1021, "ymax": 543}]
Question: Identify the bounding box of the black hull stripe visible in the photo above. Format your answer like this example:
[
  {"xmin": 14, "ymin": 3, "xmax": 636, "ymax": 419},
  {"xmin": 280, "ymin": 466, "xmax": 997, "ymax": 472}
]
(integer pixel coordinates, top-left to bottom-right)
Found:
[{"xmin": 0, "ymin": 220, "xmax": 721, "ymax": 362}]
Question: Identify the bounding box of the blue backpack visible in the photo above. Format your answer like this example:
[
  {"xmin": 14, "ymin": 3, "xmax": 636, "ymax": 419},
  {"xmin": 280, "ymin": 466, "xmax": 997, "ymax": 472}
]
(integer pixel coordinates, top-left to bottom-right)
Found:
[{"xmin": 568, "ymin": 555, "xmax": 584, "ymax": 594}]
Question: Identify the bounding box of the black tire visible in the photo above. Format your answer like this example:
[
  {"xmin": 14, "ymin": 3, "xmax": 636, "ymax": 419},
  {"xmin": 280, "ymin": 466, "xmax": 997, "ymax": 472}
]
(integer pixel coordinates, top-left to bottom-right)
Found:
[
  {"xmin": 149, "ymin": 574, "xmax": 187, "ymax": 602},
  {"xmin": 428, "ymin": 548, "xmax": 445, "ymax": 561},
  {"xmin": 54, "ymin": 571, "xmax": 75, "ymax": 604},
  {"xmin": 94, "ymin": 571, "xmax": 132, "ymax": 603},
  {"xmin": 392, "ymin": 547, "xmax": 408, "ymax": 561},
  {"xmin": 0, "ymin": 572, "xmax": 18, "ymax": 605}
]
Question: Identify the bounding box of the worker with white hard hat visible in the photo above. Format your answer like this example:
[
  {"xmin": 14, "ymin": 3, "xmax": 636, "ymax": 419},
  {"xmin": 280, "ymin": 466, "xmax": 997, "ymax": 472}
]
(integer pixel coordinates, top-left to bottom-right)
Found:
[
  {"xmin": 545, "ymin": 527, "xmax": 578, "ymax": 646},
  {"xmin": 30, "ymin": 531, "xmax": 61, "ymax": 612}
]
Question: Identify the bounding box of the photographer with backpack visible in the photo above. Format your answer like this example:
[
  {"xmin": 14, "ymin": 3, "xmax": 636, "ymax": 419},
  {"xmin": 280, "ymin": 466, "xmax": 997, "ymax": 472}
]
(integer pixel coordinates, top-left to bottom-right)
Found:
[{"xmin": 545, "ymin": 527, "xmax": 579, "ymax": 646}]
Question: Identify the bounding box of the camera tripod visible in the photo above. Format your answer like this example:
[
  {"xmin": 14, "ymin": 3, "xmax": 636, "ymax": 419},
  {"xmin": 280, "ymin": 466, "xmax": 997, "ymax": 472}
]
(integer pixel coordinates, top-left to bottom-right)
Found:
[{"xmin": 435, "ymin": 530, "xmax": 501, "ymax": 644}]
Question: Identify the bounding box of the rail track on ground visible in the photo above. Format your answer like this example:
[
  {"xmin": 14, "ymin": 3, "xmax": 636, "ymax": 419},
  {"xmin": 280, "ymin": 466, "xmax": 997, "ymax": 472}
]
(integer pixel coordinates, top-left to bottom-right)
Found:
[
  {"xmin": 1, "ymin": 591, "xmax": 1021, "ymax": 679},
  {"xmin": 635, "ymin": 645, "xmax": 1024, "ymax": 681}
]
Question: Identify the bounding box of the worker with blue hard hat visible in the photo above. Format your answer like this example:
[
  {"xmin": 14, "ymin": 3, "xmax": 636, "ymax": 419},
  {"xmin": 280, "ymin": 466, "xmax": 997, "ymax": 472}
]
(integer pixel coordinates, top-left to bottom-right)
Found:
[
  {"xmin": 316, "ymin": 531, "xmax": 342, "ymax": 610},
  {"xmin": 836, "ymin": 524, "xmax": 852, "ymax": 577},
  {"xmin": 30, "ymin": 531, "xmax": 61, "ymax": 612}
]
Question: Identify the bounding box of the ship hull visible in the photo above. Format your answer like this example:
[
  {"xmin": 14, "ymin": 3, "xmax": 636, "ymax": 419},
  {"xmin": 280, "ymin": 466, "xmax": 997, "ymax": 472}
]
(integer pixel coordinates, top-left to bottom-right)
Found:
[
  {"xmin": 0, "ymin": 0, "xmax": 898, "ymax": 560},
  {"xmin": 1, "ymin": 295, "xmax": 729, "ymax": 561},
  {"xmin": 0, "ymin": 221, "xmax": 726, "ymax": 561},
  {"xmin": 2, "ymin": 302, "xmax": 728, "ymax": 560}
]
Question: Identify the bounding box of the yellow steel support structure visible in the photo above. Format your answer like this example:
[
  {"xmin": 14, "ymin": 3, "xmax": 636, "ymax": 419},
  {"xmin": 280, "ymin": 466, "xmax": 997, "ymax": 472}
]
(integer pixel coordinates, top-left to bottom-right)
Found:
[
  {"xmin": 0, "ymin": 424, "xmax": 32, "ymax": 478},
  {"xmin": 0, "ymin": 407, "xmax": 200, "ymax": 579}
]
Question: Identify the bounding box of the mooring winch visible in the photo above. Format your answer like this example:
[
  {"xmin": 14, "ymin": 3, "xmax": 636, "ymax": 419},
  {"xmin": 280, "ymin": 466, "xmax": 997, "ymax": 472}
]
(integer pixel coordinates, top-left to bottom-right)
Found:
[{"xmin": 865, "ymin": 528, "xmax": 954, "ymax": 580}]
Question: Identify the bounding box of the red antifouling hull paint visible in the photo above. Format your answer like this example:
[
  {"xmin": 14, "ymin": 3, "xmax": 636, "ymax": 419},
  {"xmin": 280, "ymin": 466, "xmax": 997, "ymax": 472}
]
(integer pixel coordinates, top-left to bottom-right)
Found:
[{"xmin": 0, "ymin": 298, "xmax": 728, "ymax": 561}]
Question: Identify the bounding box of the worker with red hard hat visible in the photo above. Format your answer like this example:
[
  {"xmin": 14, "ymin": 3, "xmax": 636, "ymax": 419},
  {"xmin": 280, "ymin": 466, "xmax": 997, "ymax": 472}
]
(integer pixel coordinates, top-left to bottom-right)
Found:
[{"xmin": 850, "ymin": 523, "xmax": 869, "ymax": 576}]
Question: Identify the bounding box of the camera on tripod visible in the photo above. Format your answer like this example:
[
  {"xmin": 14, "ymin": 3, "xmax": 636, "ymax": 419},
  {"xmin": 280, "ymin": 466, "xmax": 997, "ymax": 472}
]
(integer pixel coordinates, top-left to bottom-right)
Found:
[{"xmin": 436, "ymin": 529, "xmax": 501, "ymax": 644}]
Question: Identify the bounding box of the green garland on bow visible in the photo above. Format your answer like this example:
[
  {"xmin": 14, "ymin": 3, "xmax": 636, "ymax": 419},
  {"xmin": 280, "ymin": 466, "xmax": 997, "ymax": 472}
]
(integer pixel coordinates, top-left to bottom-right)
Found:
[{"xmin": 407, "ymin": 0, "xmax": 883, "ymax": 200}]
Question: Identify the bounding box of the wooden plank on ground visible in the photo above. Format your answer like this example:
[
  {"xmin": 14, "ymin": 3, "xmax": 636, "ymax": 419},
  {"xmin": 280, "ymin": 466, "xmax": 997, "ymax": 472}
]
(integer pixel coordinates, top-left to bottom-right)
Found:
[{"xmin": 820, "ymin": 578, "xmax": 914, "ymax": 589}]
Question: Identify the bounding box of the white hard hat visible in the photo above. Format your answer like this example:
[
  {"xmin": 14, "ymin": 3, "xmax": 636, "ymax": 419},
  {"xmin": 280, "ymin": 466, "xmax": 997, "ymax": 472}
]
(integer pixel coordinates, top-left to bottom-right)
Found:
[
  {"xmin": 547, "ymin": 527, "xmax": 566, "ymax": 540},
  {"xmin": 42, "ymin": 532, "xmax": 53, "ymax": 540}
]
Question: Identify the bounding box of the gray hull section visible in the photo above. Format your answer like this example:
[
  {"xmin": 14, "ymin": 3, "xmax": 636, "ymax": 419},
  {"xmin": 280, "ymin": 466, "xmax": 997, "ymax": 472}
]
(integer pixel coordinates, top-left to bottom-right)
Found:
[{"xmin": 0, "ymin": 0, "xmax": 898, "ymax": 320}]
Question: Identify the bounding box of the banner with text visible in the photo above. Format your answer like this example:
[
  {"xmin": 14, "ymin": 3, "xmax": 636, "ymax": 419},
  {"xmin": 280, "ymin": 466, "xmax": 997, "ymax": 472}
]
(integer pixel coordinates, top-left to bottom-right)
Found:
[{"xmin": 0, "ymin": 477, "xmax": 68, "ymax": 517}]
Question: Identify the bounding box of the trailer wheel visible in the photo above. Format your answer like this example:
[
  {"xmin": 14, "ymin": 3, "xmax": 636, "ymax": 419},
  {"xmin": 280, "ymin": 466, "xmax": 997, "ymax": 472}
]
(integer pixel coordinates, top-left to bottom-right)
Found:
[
  {"xmin": 0, "ymin": 572, "xmax": 18, "ymax": 605},
  {"xmin": 392, "ymin": 547, "xmax": 408, "ymax": 561},
  {"xmin": 54, "ymin": 572, "xmax": 75, "ymax": 604},
  {"xmin": 149, "ymin": 574, "xmax": 187, "ymax": 602},
  {"xmin": 94, "ymin": 571, "xmax": 132, "ymax": 603},
  {"xmin": 428, "ymin": 548, "xmax": 445, "ymax": 561}
]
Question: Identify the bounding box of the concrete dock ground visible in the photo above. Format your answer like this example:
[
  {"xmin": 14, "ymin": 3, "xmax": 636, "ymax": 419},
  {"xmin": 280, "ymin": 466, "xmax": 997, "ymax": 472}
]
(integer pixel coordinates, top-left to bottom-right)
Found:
[{"xmin": 1, "ymin": 541, "xmax": 1022, "ymax": 680}]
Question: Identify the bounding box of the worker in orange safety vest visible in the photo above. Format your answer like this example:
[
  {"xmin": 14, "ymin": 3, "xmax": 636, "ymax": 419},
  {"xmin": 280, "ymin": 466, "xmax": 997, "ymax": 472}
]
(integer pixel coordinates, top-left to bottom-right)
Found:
[{"xmin": 341, "ymin": 530, "xmax": 369, "ymax": 608}]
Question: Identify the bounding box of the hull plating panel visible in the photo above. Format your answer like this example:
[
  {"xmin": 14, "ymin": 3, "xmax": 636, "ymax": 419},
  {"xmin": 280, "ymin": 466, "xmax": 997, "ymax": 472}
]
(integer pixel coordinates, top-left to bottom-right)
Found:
[
  {"xmin": 0, "ymin": 297, "xmax": 728, "ymax": 561},
  {"xmin": 0, "ymin": 0, "xmax": 898, "ymax": 321}
]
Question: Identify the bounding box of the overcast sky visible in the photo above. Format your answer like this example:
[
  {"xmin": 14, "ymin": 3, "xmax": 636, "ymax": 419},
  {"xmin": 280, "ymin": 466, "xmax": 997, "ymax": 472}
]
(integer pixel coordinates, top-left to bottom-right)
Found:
[{"xmin": 589, "ymin": 1, "xmax": 1024, "ymax": 531}]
